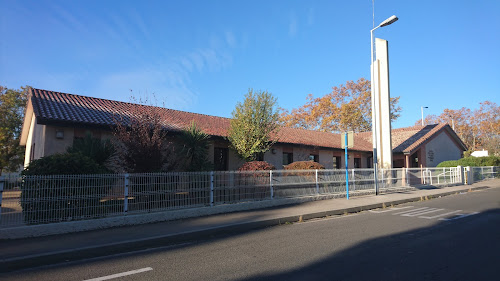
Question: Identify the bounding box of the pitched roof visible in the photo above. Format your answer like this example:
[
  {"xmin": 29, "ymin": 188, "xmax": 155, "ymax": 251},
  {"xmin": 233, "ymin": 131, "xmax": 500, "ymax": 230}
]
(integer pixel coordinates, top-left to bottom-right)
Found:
[
  {"xmin": 356, "ymin": 123, "xmax": 467, "ymax": 153},
  {"xmin": 25, "ymin": 88, "xmax": 464, "ymax": 153}
]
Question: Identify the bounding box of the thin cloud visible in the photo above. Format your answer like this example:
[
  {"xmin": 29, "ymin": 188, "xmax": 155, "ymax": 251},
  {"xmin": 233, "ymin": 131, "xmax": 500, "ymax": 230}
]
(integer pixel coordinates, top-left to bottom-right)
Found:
[
  {"xmin": 92, "ymin": 36, "xmax": 234, "ymax": 110},
  {"xmin": 50, "ymin": 2, "xmax": 88, "ymax": 35}
]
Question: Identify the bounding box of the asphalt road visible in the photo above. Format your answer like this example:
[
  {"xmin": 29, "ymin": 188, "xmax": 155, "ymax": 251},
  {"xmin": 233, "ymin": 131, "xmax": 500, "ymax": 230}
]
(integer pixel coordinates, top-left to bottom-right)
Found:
[{"xmin": 2, "ymin": 187, "xmax": 499, "ymax": 281}]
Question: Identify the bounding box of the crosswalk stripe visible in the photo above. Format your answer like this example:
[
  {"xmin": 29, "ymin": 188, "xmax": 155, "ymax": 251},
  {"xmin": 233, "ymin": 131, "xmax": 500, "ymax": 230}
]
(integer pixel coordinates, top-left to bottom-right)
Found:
[
  {"xmin": 439, "ymin": 212, "xmax": 479, "ymax": 221},
  {"xmin": 392, "ymin": 207, "xmax": 429, "ymax": 215},
  {"xmin": 419, "ymin": 210, "xmax": 462, "ymax": 219},
  {"xmin": 401, "ymin": 208, "xmax": 444, "ymax": 217}
]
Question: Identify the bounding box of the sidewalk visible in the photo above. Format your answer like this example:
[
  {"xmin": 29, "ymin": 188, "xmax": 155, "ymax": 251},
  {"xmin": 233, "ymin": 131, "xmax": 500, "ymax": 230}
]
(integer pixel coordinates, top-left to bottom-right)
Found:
[{"xmin": 1, "ymin": 179, "xmax": 499, "ymax": 273}]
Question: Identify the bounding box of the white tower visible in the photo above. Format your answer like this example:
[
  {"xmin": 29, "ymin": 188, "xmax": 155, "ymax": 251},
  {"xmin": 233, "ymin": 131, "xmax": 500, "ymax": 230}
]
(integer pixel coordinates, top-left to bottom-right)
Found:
[{"xmin": 373, "ymin": 38, "xmax": 393, "ymax": 169}]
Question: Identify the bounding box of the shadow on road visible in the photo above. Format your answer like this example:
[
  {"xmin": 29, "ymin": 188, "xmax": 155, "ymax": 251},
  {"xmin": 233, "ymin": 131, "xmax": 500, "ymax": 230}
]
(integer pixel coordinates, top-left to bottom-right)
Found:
[{"xmin": 238, "ymin": 208, "xmax": 500, "ymax": 281}]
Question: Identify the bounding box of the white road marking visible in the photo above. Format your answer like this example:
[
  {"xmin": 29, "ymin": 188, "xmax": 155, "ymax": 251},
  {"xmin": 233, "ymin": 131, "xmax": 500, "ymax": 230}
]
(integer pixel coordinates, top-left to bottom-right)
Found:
[
  {"xmin": 369, "ymin": 205, "xmax": 481, "ymax": 222},
  {"xmin": 83, "ymin": 267, "xmax": 153, "ymax": 281},
  {"xmin": 401, "ymin": 208, "xmax": 444, "ymax": 217},
  {"xmin": 392, "ymin": 207, "xmax": 429, "ymax": 215},
  {"xmin": 439, "ymin": 212, "xmax": 479, "ymax": 221},
  {"xmin": 419, "ymin": 210, "xmax": 463, "ymax": 219},
  {"xmin": 369, "ymin": 206, "xmax": 414, "ymax": 213}
]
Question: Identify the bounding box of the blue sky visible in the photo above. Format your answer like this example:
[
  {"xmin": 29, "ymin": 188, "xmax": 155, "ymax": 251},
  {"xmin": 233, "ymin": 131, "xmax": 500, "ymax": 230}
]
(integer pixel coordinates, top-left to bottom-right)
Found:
[{"xmin": 1, "ymin": 0, "xmax": 499, "ymax": 129}]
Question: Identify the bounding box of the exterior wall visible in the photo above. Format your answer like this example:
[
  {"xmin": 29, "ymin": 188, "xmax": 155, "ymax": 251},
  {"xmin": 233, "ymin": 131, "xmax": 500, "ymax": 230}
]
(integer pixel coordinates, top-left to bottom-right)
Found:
[
  {"xmin": 392, "ymin": 154, "xmax": 406, "ymax": 168},
  {"xmin": 228, "ymin": 148, "xmax": 245, "ymax": 170},
  {"xmin": 23, "ymin": 121, "xmax": 461, "ymax": 171},
  {"xmin": 24, "ymin": 124, "xmax": 114, "ymax": 167},
  {"xmin": 293, "ymin": 147, "xmax": 311, "ymax": 162},
  {"xmin": 319, "ymin": 150, "xmax": 334, "ymax": 169},
  {"xmin": 23, "ymin": 116, "xmax": 47, "ymax": 167},
  {"xmin": 24, "ymin": 115, "xmax": 36, "ymax": 167},
  {"xmin": 44, "ymin": 125, "xmax": 75, "ymax": 157},
  {"xmin": 424, "ymin": 131, "xmax": 462, "ymax": 167},
  {"xmin": 263, "ymin": 146, "xmax": 283, "ymax": 169}
]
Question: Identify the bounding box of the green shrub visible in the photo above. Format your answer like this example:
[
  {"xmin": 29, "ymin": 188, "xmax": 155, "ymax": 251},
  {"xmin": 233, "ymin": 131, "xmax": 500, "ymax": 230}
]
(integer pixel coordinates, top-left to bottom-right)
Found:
[
  {"xmin": 66, "ymin": 133, "xmax": 115, "ymax": 166},
  {"xmin": 284, "ymin": 161, "xmax": 325, "ymax": 170},
  {"xmin": 437, "ymin": 156, "xmax": 500, "ymax": 167},
  {"xmin": 21, "ymin": 153, "xmax": 112, "ymax": 224},
  {"xmin": 238, "ymin": 161, "xmax": 275, "ymax": 171},
  {"xmin": 436, "ymin": 160, "xmax": 459, "ymax": 167}
]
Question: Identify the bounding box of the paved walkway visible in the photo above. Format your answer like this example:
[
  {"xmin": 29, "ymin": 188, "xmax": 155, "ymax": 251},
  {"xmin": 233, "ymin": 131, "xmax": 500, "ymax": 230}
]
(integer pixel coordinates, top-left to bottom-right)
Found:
[{"xmin": 1, "ymin": 179, "xmax": 499, "ymax": 273}]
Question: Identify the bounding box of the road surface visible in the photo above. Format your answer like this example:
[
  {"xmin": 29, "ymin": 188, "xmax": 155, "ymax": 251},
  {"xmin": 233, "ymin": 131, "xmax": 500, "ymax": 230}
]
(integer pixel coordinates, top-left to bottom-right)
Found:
[{"xmin": 2, "ymin": 186, "xmax": 499, "ymax": 281}]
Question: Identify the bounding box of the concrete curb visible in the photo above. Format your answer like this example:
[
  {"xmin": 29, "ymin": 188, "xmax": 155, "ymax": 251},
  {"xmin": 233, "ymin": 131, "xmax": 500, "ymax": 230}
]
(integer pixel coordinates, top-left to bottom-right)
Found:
[{"xmin": 0, "ymin": 184, "xmax": 490, "ymax": 273}]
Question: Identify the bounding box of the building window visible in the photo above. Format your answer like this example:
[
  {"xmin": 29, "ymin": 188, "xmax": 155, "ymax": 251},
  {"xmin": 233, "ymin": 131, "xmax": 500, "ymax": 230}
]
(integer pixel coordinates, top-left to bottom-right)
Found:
[
  {"xmin": 354, "ymin": 158, "xmax": 361, "ymax": 168},
  {"xmin": 214, "ymin": 147, "xmax": 228, "ymax": 171},
  {"xmin": 30, "ymin": 143, "xmax": 35, "ymax": 161},
  {"xmin": 333, "ymin": 156, "xmax": 341, "ymax": 169},
  {"xmin": 309, "ymin": 154, "xmax": 319, "ymax": 162},
  {"xmin": 55, "ymin": 130, "xmax": 64, "ymax": 139},
  {"xmin": 283, "ymin": 152, "xmax": 293, "ymax": 165}
]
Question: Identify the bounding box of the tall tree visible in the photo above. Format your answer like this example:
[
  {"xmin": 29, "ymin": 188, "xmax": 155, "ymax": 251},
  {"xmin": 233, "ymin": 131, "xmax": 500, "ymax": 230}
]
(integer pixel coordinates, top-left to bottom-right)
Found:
[
  {"xmin": 280, "ymin": 78, "xmax": 402, "ymax": 133},
  {"xmin": 0, "ymin": 86, "xmax": 28, "ymax": 174},
  {"xmin": 228, "ymin": 89, "xmax": 280, "ymax": 161},
  {"xmin": 418, "ymin": 101, "xmax": 500, "ymax": 155}
]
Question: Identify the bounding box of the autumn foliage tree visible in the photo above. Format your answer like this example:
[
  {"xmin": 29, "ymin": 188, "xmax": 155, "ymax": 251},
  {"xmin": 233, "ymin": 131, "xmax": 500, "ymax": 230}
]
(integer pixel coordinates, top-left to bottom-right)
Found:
[
  {"xmin": 0, "ymin": 86, "xmax": 28, "ymax": 174},
  {"xmin": 280, "ymin": 78, "xmax": 401, "ymax": 133},
  {"xmin": 418, "ymin": 101, "xmax": 500, "ymax": 155},
  {"xmin": 111, "ymin": 104, "xmax": 175, "ymax": 173},
  {"xmin": 228, "ymin": 89, "xmax": 280, "ymax": 161}
]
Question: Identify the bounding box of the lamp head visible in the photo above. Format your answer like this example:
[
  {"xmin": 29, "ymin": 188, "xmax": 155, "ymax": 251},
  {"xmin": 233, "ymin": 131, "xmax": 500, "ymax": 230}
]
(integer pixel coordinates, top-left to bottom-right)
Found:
[{"xmin": 380, "ymin": 15, "xmax": 398, "ymax": 27}]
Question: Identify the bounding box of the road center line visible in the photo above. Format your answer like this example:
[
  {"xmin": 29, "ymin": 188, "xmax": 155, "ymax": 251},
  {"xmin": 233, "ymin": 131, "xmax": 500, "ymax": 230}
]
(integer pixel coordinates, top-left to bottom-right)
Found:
[
  {"xmin": 83, "ymin": 267, "xmax": 153, "ymax": 281},
  {"xmin": 419, "ymin": 210, "xmax": 462, "ymax": 219}
]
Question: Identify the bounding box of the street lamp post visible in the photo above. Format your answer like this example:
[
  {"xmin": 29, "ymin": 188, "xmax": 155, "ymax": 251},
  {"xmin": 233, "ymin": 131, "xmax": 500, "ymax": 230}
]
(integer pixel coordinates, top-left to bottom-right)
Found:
[
  {"xmin": 370, "ymin": 15, "xmax": 398, "ymax": 195},
  {"xmin": 421, "ymin": 106, "xmax": 428, "ymax": 126}
]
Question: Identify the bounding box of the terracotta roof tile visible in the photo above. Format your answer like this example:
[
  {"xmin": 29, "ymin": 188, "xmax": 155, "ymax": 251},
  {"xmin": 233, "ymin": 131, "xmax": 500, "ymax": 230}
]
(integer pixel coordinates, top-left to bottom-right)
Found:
[{"xmin": 28, "ymin": 88, "xmax": 464, "ymax": 154}]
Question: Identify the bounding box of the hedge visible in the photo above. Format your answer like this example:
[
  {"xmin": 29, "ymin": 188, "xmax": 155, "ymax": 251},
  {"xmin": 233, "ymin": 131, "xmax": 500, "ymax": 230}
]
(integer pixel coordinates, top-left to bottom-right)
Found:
[
  {"xmin": 284, "ymin": 161, "xmax": 325, "ymax": 170},
  {"xmin": 238, "ymin": 161, "xmax": 276, "ymax": 171},
  {"xmin": 437, "ymin": 156, "xmax": 500, "ymax": 167}
]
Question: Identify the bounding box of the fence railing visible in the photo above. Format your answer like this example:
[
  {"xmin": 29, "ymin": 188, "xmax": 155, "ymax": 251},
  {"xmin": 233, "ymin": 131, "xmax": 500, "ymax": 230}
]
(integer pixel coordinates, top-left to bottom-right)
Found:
[{"xmin": 0, "ymin": 166, "xmax": 497, "ymax": 229}]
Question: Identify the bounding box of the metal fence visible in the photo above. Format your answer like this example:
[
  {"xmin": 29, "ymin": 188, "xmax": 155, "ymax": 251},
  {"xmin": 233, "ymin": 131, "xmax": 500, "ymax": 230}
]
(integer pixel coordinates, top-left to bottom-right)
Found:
[{"xmin": 1, "ymin": 166, "xmax": 498, "ymax": 229}]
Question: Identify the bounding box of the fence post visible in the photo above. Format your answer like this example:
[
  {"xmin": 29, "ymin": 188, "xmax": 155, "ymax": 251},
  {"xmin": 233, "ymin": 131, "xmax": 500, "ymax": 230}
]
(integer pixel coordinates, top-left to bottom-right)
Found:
[
  {"xmin": 210, "ymin": 171, "xmax": 214, "ymax": 207},
  {"xmin": 270, "ymin": 170, "xmax": 274, "ymax": 199},
  {"xmin": 457, "ymin": 166, "xmax": 464, "ymax": 184},
  {"xmin": 124, "ymin": 173, "xmax": 129, "ymax": 214},
  {"xmin": 405, "ymin": 168, "xmax": 408, "ymax": 186},
  {"xmin": 380, "ymin": 169, "xmax": 384, "ymax": 190},
  {"xmin": 315, "ymin": 169, "xmax": 319, "ymax": 195},
  {"xmin": 352, "ymin": 169, "xmax": 356, "ymax": 191},
  {"xmin": 466, "ymin": 166, "xmax": 472, "ymax": 185}
]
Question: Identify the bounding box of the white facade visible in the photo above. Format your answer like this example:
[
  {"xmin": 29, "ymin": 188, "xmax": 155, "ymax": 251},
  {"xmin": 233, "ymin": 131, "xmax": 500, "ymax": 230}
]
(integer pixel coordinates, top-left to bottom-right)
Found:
[{"xmin": 425, "ymin": 131, "xmax": 463, "ymax": 167}]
